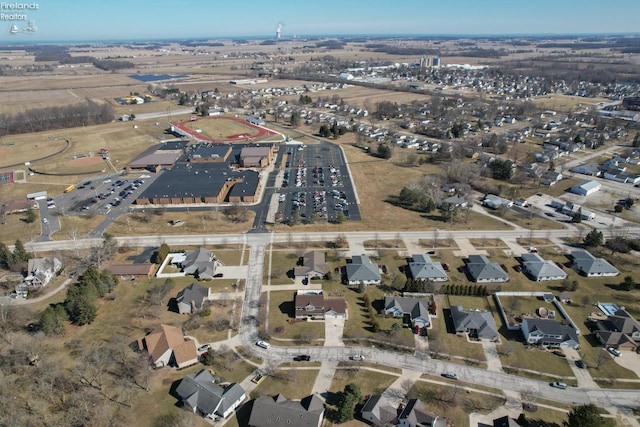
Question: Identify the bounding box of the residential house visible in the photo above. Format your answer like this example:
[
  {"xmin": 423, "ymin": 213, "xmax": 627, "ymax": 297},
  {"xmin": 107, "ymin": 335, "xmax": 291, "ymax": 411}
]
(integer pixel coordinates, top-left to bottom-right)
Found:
[
  {"xmin": 570, "ymin": 180, "xmax": 601, "ymax": 196},
  {"xmin": 295, "ymin": 291, "xmax": 347, "ymax": 319},
  {"xmin": 24, "ymin": 257, "xmax": 62, "ymax": 287},
  {"xmin": 571, "ymin": 249, "xmax": 619, "ymax": 277},
  {"xmin": 249, "ymin": 394, "xmax": 325, "ymax": 427},
  {"xmin": 176, "ymin": 369, "xmax": 246, "ymax": 419},
  {"xmin": 540, "ymin": 170, "xmax": 563, "ymax": 186},
  {"xmin": 361, "ymin": 395, "xmax": 397, "ymax": 426},
  {"xmin": 384, "ymin": 296, "xmax": 431, "ymax": 329},
  {"xmin": 465, "ymin": 255, "xmax": 509, "ymax": 283},
  {"xmin": 521, "ymin": 318, "xmax": 579, "ymax": 349},
  {"xmin": 176, "ymin": 282, "xmax": 211, "ymax": 314},
  {"xmin": 520, "ymin": 253, "xmax": 567, "ymax": 282},
  {"xmin": 482, "ymin": 194, "xmax": 513, "ymax": 210},
  {"xmin": 570, "ymin": 162, "xmax": 601, "ymax": 176},
  {"xmin": 398, "ymin": 399, "xmax": 447, "ymax": 427},
  {"xmin": 173, "ymin": 248, "xmax": 218, "ymax": 279},
  {"xmin": 346, "ymin": 254, "xmax": 381, "ymax": 285},
  {"xmin": 138, "ymin": 324, "xmax": 198, "ymax": 369},
  {"xmin": 408, "ymin": 254, "xmax": 448, "ymax": 282},
  {"xmin": 107, "ymin": 263, "xmax": 156, "ymax": 279},
  {"xmin": 595, "ymin": 309, "xmax": 640, "ymax": 352},
  {"xmin": 450, "ymin": 305, "xmax": 499, "ymax": 340},
  {"xmin": 294, "ymin": 251, "xmax": 330, "ymax": 279},
  {"xmin": 441, "ymin": 195, "xmax": 468, "ymax": 209}
]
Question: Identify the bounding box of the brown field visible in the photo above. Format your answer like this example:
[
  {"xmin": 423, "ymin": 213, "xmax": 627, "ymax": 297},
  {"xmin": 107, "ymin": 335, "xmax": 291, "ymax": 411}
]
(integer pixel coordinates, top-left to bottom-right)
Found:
[{"xmin": 68, "ymin": 155, "xmax": 103, "ymax": 167}]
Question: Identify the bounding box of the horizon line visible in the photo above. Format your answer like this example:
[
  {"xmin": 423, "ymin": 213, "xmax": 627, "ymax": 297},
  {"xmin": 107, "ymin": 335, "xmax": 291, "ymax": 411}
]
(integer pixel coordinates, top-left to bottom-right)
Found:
[{"xmin": 1, "ymin": 31, "xmax": 640, "ymax": 45}]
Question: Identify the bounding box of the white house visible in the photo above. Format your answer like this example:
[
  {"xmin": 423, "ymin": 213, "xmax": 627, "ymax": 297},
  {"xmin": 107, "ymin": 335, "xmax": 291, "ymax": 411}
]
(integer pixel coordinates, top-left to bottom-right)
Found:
[
  {"xmin": 521, "ymin": 318, "xmax": 579, "ymax": 349},
  {"xmin": 24, "ymin": 257, "xmax": 62, "ymax": 287}
]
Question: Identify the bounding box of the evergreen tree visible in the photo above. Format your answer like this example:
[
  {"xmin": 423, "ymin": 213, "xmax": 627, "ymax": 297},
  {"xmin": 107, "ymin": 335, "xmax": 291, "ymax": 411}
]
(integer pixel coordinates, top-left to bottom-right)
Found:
[
  {"xmin": 584, "ymin": 229, "xmax": 604, "ymax": 247},
  {"xmin": 13, "ymin": 239, "xmax": 29, "ymax": 262},
  {"xmin": 564, "ymin": 404, "xmax": 615, "ymax": 427},
  {"xmin": 376, "ymin": 144, "xmax": 392, "ymax": 159}
]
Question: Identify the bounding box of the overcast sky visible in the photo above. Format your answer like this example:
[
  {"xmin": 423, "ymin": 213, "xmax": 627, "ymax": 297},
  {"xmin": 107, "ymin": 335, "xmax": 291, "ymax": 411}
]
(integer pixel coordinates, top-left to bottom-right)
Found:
[{"xmin": 2, "ymin": 0, "xmax": 639, "ymax": 42}]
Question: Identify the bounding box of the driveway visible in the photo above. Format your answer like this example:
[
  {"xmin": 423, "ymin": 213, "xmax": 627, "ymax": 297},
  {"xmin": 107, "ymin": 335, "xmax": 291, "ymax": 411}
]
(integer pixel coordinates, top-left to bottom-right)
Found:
[
  {"xmin": 482, "ymin": 340, "xmax": 504, "ymax": 373},
  {"xmin": 563, "ymin": 347, "xmax": 599, "ymax": 388},
  {"xmin": 612, "ymin": 351, "xmax": 640, "ymax": 379},
  {"xmin": 453, "ymin": 238, "xmax": 487, "ymax": 258},
  {"xmin": 324, "ymin": 318, "xmax": 345, "ymax": 347}
]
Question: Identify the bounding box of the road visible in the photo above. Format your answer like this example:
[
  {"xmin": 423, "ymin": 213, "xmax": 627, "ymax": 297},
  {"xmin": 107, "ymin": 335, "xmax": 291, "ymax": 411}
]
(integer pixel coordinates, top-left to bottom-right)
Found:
[{"xmin": 12, "ymin": 228, "xmax": 640, "ymax": 411}]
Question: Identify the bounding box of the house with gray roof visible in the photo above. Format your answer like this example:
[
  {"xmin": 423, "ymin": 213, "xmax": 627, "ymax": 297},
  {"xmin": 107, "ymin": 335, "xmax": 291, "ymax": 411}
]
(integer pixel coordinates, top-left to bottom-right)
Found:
[
  {"xmin": 465, "ymin": 255, "xmax": 509, "ymax": 283},
  {"xmin": 361, "ymin": 395, "xmax": 397, "ymax": 426},
  {"xmin": 398, "ymin": 399, "xmax": 447, "ymax": 427},
  {"xmin": 176, "ymin": 369, "xmax": 246, "ymax": 419},
  {"xmin": 571, "ymin": 249, "xmax": 619, "ymax": 277},
  {"xmin": 450, "ymin": 305, "xmax": 499, "ymax": 340},
  {"xmin": 520, "ymin": 253, "xmax": 567, "ymax": 282},
  {"xmin": 482, "ymin": 194, "xmax": 513, "ymax": 210},
  {"xmin": 384, "ymin": 296, "xmax": 431, "ymax": 328},
  {"xmin": 294, "ymin": 251, "xmax": 329, "ymax": 279},
  {"xmin": 181, "ymin": 247, "xmax": 218, "ymax": 280},
  {"xmin": 346, "ymin": 254, "xmax": 381, "ymax": 285},
  {"xmin": 408, "ymin": 254, "xmax": 448, "ymax": 282},
  {"xmin": 248, "ymin": 394, "xmax": 325, "ymax": 427},
  {"xmin": 176, "ymin": 282, "xmax": 211, "ymax": 314},
  {"xmin": 570, "ymin": 162, "xmax": 601, "ymax": 177},
  {"xmin": 595, "ymin": 309, "xmax": 640, "ymax": 352},
  {"xmin": 441, "ymin": 195, "xmax": 467, "ymax": 208},
  {"xmin": 521, "ymin": 318, "xmax": 579, "ymax": 349}
]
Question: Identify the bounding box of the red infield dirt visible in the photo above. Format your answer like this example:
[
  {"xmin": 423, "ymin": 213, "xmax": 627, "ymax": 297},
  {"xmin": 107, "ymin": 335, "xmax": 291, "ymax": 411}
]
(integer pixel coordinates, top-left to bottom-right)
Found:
[{"xmin": 69, "ymin": 155, "xmax": 103, "ymax": 167}]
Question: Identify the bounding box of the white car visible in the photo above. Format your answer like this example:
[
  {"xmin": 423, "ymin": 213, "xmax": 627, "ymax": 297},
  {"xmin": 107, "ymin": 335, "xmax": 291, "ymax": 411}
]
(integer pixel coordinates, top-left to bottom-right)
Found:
[
  {"xmin": 42, "ymin": 218, "xmax": 48, "ymax": 223},
  {"xmin": 608, "ymin": 347, "xmax": 622, "ymax": 357},
  {"xmin": 256, "ymin": 340, "xmax": 270, "ymax": 349},
  {"xmin": 350, "ymin": 354, "xmax": 365, "ymax": 361}
]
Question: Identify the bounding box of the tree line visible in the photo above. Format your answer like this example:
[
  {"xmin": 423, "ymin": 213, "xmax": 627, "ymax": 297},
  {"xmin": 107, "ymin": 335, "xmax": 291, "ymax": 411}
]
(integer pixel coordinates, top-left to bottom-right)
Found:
[{"xmin": 0, "ymin": 100, "xmax": 114, "ymax": 137}]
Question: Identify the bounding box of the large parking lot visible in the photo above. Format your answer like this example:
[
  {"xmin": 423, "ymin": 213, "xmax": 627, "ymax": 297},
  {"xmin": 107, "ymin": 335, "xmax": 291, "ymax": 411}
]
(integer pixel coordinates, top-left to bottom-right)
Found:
[{"xmin": 274, "ymin": 142, "xmax": 361, "ymax": 224}]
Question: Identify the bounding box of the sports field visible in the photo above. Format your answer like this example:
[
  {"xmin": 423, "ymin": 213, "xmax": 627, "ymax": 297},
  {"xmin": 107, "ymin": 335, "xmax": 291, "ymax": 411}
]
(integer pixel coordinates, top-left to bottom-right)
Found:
[{"xmin": 172, "ymin": 116, "xmax": 278, "ymax": 143}]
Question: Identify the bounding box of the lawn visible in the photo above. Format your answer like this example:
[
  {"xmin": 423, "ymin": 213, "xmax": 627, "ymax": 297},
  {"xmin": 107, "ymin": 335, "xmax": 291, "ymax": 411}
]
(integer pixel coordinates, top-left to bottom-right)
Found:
[
  {"xmin": 329, "ymin": 366, "xmax": 398, "ymax": 397},
  {"xmin": 264, "ymin": 249, "xmax": 298, "ymax": 284},
  {"xmin": 265, "ymin": 290, "xmax": 326, "ymax": 345},
  {"xmin": 434, "ymin": 295, "xmax": 488, "ymax": 364},
  {"xmin": 106, "ymin": 210, "xmax": 257, "ymax": 237},
  {"xmin": 51, "ymin": 213, "xmax": 105, "ymax": 241},
  {"xmin": 409, "ymin": 381, "xmax": 506, "ymax": 427},
  {"xmin": 486, "ymin": 207, "xmax": 566, "ymax": 230},
  {"xmin": 0, "ymin": 210, "xmax": 42, "ymax": 245},
  {"xmin": 251, "ymin": 368, "xmax": 318, "ymax": 399}
]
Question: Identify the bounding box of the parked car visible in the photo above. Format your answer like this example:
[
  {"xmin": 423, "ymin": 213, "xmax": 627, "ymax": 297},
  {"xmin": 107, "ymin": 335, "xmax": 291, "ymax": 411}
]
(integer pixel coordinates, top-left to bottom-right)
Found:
[
  {"xmin": 256, "ymin": 340, "xmax": 270, "ymax": 349},
  {"xmin": 608, "ymin": 347, "xmax": 622, "ymax": 357},
  {"xmin": 198, "ymin": 344, "xmax": 211, "ymax": 352},
  {"xmin": 350, "ymin": 354, "xmax": 365, "ymax": 361},
  {"xmin": 42, "ymin": 218, "xmax": 48, "ymax": 223},
  {"xmin": 293, "ymin": 355, "xmax": 311, "ymax": 362},
  {"xmin": 550, "ymin": 381, "xmax": 567, "ymax": 389},
  {"xmin": 442, "ymin": 372, "xmax": 459, "ymax": 380}
]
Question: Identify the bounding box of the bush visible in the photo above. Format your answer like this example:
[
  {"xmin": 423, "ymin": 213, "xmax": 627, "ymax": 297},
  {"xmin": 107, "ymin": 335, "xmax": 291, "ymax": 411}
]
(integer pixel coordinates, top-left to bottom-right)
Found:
[{"xmin": 199, "ymin": 309, "xmax": 212, "ymax": 317}]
